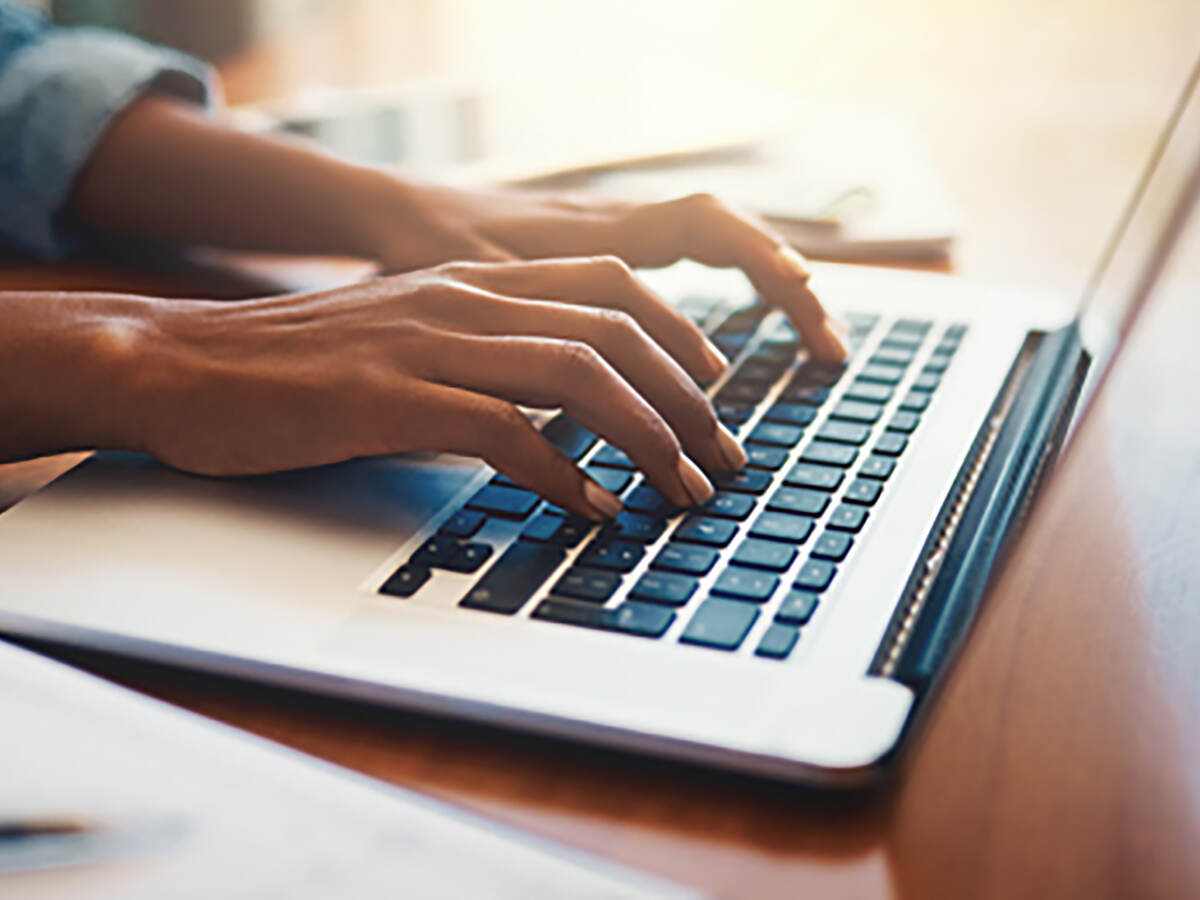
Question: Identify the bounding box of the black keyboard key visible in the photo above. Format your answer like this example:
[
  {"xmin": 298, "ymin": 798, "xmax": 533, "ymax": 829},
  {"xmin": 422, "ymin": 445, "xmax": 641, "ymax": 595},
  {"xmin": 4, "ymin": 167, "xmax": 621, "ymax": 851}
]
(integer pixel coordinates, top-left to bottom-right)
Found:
[
  {"xmin": 828, "ymin": 504, "xmax": 869, "ymax": 532},
  {"xmin": 716, "ymin": 381, "xmax": 766, "ymax": 405},
  {"xmin": 756, "ymin": 623, "xmax": 799, "ymax": 659},
  {"xmin": 792, "ymin": 361, "xmax": 845, "ymax": 388},
  {"xmin": 874, "ymin": 432, "xmax": 909, "ymax": 456},
  {"xmin": 586, "ymin": 466, "xmax": 634, "ymax": 495},
  {"xmin": 811, "ymin": 531, "xmax": 853, "ymax": 561},
  {"xmin": 624, "ymin": 484, "xmax": 677, "ymax": 517},
  {"xmin": 880, "ymin": 333, "xmax": 923, "ymax": 352},
  {"xmin": 542, "ymin": 414, "xmax": 596, "ymax": 461},
  {"xmin": 924, "ymin": 353, "xmax": 952, "ymax": 374},
  {"xmin": 712, "ymin": 469, "xmax": 772, "ymax": 494},
  {"xmin": 776, "ymin": 589, "xmax": 819, "ymax": 624},
  {"xmin": 700, "ymin": 491, "xmax": 757, "ymax": 520},
  {"xmin": 712, "ymin": 566, "xmax": 779, "ymax": 602},
  {"xmin": 870, "ymin": 346, "xmax": 915, "ymax": 367},
  {"xmin": 749, "ymin": 511, "xmax": 814, "ymax": 544},
  {"xmin": 844, "ymin": 479, "xmax": 883, "ymax": 506},
  {"xmin": 734, "ymin": 360, "xmax": 786, "ymax": 383},
  {"xmin": 653, "ymin": 542, "xmax": 720, "ymax": 575},
  {"xmin": 859, "ymin": 455, "xmax": 897, "ymax": 480},
  {"xmin": 578, "ymin": 539, "xmax": 645, "ymax": 572},
  {"xmin": 794, "ymin": 559, "xmax": 837, "ymax": 592},
  {"xmin": 767, "ymin": 486, "xmax": 829, "ymax": 517},
  {"xmin": 844, "ymin": 380, "xmax": 894, "ymax": 403},
  {"xmin": 630, "ymin": 571, "xmax": 698, "ymax": 606},
  {"xmin": 603, "ymin": 511, "xmax": 667, "ymax": 543},
  {"xmin": 858, "ymin": 363, "xmax": 905, "ymax": 385},
  {"xmin": 443, "ymin": 542, "xmax": 493, "ymax": 573},
  {"xmin": 553, "ymin": 566, "xmax": 622, "ymax": 603},
  {"xmin": 467, "ymin": 484, "xmax": 540, "ymax": 519},
  {"xmin": 409, "ymin": 535, "xmax": 461, "ymax": 568},
  {"xmin": 785, "ymin": 462, "xmax": 844, "ymax": 491},
  {"xmin": 732, "ymin": 538, "xmax": 797, "ymax": 571},
  {"xmin": 745, "ymin": 445, "xmax": 789, "ymax": 471},
  {"xmin": 747, "ymin": 422, "xmax": 804, "ymax": 447},
  {"xmin": 816, "ymin": 420, "xmax": 871, "ymax": 445},
  {"xmin": 763, "ymin": 402, "xmax": 818, "ymax": 427},
  {"xmin": 674, "ymin": 515, "xmax": 739, "ymax": 547},
  {"xmin": 888, "ymin": 411, "xmax": 920, "ymax": 433},
  {"xmin": 680, "ymin": 598, "xmax": 759, "ymax": 650},
  {"xmin": 534, "ymin": 599, "xmax": 675, "ymax": 638},
  {"xmin": 781, "ymin": 384, "xmax": 831, "ymax": 405},
  {"xmin": 439, "ymin": 509, "xmax": 486, "ymax": 539},
  {"xmin": 913, "ymin": 371, "xmax": 941, "ymax": 391},
  {"xmin": 800, "ymin": 441, "xmax": 858, "ymax": 468},
  {"xmin": 900, "ymin": 391, "xmax": 931, "ymax": 412},
  {"xmin": 521, "ymin": 512, "xmax": 590, "ymax": 546},
  {"xmin": 831, "ymin": 400, "xmax": 884, "ymax": 425},
  {"xmin": 892, "ymin": 318, "xmax": 932, "ymax": 334},
  {"xmin": 590, "ymin": 444, "xmax": 635, "ymax": 469},
  {"xmin": 380, "ymin": 564, "xmax": 430, "ymax": 598},
  {"xmin": 716, "ymin": 403, "xmax": 754, "ymax": 426},
  {"xmin": 460, "ymin": 542, "xmax": 565, "ymax": 614},
  {"xmin": 944, "ymin": 323, "xmax": 969, "ymax": 340}
]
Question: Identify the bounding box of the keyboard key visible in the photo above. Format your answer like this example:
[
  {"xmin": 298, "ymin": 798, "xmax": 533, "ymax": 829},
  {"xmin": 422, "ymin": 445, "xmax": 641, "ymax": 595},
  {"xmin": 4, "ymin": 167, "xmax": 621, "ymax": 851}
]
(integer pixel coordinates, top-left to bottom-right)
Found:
[
  {"xmin": 888, "ymin": 411, "xmax": 920, "ymax": 433},
  {"xmin": 794, "ymin": 559, "xmax": 837, "ymax": 592},
  {"xmin": 816, "ymin": 420, "xmax": 871, "ymax": 445},
  {"xmin": 653, "ymin": 543, "xmax": 720, "ymax": 575},
  {"xmin": 785, "ymin": 462, "xmax": 844, "ymax": 491},
  {"xmin": 923, "ymin": 353, "xmax": 953, "ymax": 374},
  {"xmin": 844, "ymin": 380, "xmax": 894, "ymax": 403},
  {"xmin": 712, "ymin": 469, "xmax": 773, "ymax": 494},
  {"xmin": 763, "ymin": 402, "xmax": 818, "ymax": 427},
  {"xmin": 700, "ymin": 491, "xmax": 757, "ymax": 520},
  {"xmin": 603, "ymin": 511, "xmax": 667, "ymax": 543},
  {"xmin": 859, "ymin": 455, "xmax": 897, "ymax": 480},
  {"xmin": 870, "ymin": 346, "xmax": 915, "ymax": 367},
  {"xmin": 716, "ymin": 381, "xmax": 765, "ymax": 405},
  {"xmin": 811, "ymin": 531, "xmax": 853, "ymax": 561},
  {"xmin": 590, "ymin": 444, "xmax": 635, "ymax": 469},
  {"xmin": 844, "ymin": 479, "xmax": 883, "ymax": 506},
  {"xmin": 858, "ymin": 363, "xmax": 906, "ymax": 385},
  {"xmin": 831, "ymin": 400, "xmax": 884, "ymax": 424},
  {"xmin": 533, "ymin": 599, "xmax": 675, "ymax": 638},
  {"xmin": 380, "ymin": 564, "xmax": 430, "ymax": 598},
  {"xmin": 780, "ymin": 384, "xmax": 830, "ymax": 405},
  {"xmin": 521, "ymin": 512, "xmax": 590, "ymax": 546},
  {"xmin": 900, "ymin": 391, "xmax": 931, "ymax": 412},
  {"xmin": 874, "ymin": 432, "xmax": 909, "ymax": 456},
  {"xmin": 578, "ymin": 539, "xmax": 645, "ymax": 572},
  {"xmin": 913, "ymin": 371, "xmax": 941, "ymax": 391},
  {"xmin": 542, "ymin": 414, "xmax": 596, "ymax": 461},
  {"xmin": 732, "ymin": 538, "xmax": 797, "ymax": 571},
  {"xmin": 767, "ymin": 486, "xmax": 829, "ymax": 517},
  {"xmin": 893, "ymin": 318, "xmax": 932, "ymax": 334},
  {"xmin": 460, "ymin": 542, "xmax": 565, "ymax": 614},
  {"xmin": 775, "ymin": 589, "xmax": 819, "ymax": 624},
  {"xmin": 845, "ymin": 312, "xmax": 880, "ymax": 332},
  {"xmin": 443, "ymin": 542, "xmax": 493, "ymax": 573},
  {"xmin": 409, "ymin": 535, "xmax": 460, "ymax": 568},
  {"xmin": 624, "ymin": 484, "xmax": 677, "ymax": 517},
  {"xmin": 716, "ymin": 403, "xmax": 754, "ymax": 426},
  {"xmin": 828, "ymin": 504, "xmax": 869, "ymax": 532},
  {"xmin": 800, "ymin": 441, "xmax": 858, "ymax": 468},
  {"xmin": 747, "ymin": 422, "xmax": 804, "ymax": 447},
  {"xmin": 553, "ymin": 566, "xmax": 622, "ymax": 603},
  {"xmin": 674, "ymin": 515, "xmax": 739, "ymax": 547},
  {"xmin": 749, "ymin": 511, "xmax": 815, "ymax": 544},
  {"xmin": 792, "ymin": 361, "xmax": 845, "ymax": 388},
  {"xmin": 586, "ymin": 466, "xmax": 634, "ymax": 495},
  {"xmin": 735, "ymin": 360, "xmax": 786, "ymax": 383},
  {"xmin": 439, "ymin": 509, "xmax": 486, "ymax": 539},
  {"xmin": 629, "ymin": 571, "xmax": 698, "ymax": 606},
  {"xmin": 880, "ymin": 333, "xmax": 923, "ymax": 352},
  {"xmin": 467, "ymin": 484, "xmax": 540, "ymax": 519},
  {"xmin": 944, "ymin": 323, "xmax": 969, "ymax": 340},
  {"xmin": 680, "ymin": 598, "xmax": 759, "ymax": 651},
  {"xmin": 756, "ymin": 623, "xmax": 799, "ymax": 659},
  {"xmin": 745, "ymin": 445, "xmax": 789, "ymax": 471},
  {"xmin": 712, "ymin": 566, "xmax": 779, "ymax": 602}
]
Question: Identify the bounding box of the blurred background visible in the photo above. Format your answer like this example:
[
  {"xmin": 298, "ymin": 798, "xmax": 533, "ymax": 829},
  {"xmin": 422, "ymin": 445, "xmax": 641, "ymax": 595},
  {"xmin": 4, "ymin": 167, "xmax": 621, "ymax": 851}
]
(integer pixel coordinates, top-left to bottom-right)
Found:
[{"xmin": 34, "ymin": 0, "xmax": 1200, "ymax": 296}]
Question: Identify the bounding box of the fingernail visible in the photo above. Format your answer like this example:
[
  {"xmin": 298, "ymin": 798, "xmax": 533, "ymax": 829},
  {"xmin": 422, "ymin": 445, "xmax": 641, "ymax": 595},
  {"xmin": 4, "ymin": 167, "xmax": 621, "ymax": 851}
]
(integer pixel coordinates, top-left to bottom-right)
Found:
[
  {"xmin": 675, "ymin": 454, "xmax": 715, "ymax": 506},
  {"xmin": 776, "ymin": 245, "xmax": 812, "ymax": 282},
  {"xmin": 583, "ymin": 479, "xmax": 623, "ymax": 520},
  {"xmin": 700, "ymin": 336, "xmax": 729, "ymax": 378},
  {"xmin": 714, "ymin": 424, "xmax": 747, "ymax": 470}
]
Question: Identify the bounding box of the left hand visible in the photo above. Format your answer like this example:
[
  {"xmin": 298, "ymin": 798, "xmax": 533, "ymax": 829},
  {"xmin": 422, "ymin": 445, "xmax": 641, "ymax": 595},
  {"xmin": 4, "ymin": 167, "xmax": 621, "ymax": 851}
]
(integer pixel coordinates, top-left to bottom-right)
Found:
[{"xmin": 361, "ymin": 179, "xmax": 848, "ymax": 364}]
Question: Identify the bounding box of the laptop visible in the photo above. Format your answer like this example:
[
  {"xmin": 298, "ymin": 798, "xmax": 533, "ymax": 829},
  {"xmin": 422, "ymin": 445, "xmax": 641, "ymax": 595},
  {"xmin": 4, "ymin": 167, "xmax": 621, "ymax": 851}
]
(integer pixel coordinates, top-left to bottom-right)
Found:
[{"xmin": 2, "ymin": 59, "xmax": 1197, "ymax": 787}]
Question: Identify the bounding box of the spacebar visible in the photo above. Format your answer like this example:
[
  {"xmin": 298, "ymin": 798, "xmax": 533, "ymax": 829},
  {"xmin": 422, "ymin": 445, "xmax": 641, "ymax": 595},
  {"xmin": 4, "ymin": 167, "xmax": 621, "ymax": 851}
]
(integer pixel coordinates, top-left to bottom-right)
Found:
[{"xmin": 459, "ymin": 541, "xmax": 565, "ymax": 614}]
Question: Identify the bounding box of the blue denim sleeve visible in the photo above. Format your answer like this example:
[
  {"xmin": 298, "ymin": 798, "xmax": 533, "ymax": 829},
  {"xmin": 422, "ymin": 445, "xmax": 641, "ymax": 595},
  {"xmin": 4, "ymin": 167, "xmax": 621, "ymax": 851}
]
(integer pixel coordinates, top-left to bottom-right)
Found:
[{"xmin": 0, "ymin": 5, "xmax": 216, "ymax": 258}]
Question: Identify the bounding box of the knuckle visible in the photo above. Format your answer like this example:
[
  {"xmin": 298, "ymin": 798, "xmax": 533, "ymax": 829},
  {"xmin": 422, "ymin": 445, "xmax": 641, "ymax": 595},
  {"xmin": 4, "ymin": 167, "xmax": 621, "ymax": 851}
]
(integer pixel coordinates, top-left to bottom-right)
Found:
[
  {"xmin": 556, "ymin": 339, "xmax": 607, "ymax": 380},
  {"xmin": 595, "ymin": 306, "xmax": 641, "ymax": 339},
  {"xmin": 683, "ymin": 191, "xmax": 721, "ymax": 212},
  {"xmin": 591, "ymin": 254, "xmax": 634, "ymax": 281},
  {"xmin": 480, "ymin": 400, "xmax": 529, "ymax": 441}
]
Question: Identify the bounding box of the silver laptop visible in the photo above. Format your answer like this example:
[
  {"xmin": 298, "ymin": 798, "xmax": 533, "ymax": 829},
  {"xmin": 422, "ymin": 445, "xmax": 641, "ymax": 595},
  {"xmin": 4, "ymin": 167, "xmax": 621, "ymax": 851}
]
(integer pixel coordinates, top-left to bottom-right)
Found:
[{"xmin": 2, "ymin": 59, "xmax": 1197, "ymax": 786}]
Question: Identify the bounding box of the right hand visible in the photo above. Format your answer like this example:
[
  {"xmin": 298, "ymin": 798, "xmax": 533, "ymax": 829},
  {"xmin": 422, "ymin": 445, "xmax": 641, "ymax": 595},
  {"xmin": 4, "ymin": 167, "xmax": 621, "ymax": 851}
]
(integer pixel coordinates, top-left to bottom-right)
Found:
[{"xmin": 133, "ymin": 256, "xmax": 749, "ymax": 520}]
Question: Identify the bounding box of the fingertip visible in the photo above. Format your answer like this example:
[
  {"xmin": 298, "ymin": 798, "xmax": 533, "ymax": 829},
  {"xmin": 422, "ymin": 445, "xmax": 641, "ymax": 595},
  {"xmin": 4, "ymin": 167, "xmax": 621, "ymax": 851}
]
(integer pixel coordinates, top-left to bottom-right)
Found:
[
  {"xmin": 700, "ymin": 335, "xmax": 730, "ymax": 379},
  {"xmin": 583, "ymin": 479, "xmax": 623, "ymax": 520}
]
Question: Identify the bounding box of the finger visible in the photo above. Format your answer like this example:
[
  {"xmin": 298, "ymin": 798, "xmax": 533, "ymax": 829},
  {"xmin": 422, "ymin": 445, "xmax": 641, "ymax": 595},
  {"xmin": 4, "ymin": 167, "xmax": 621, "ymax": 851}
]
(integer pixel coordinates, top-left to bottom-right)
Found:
[
  {"xmin": 380, "ymin": 377, "xmax": 622, "ymax": 520},
  {"xmin": 379, "ymin": 232, "xmax": 517, "ymax": 273},
  {"xmin": 606, "ymin": 194, "xmax": 849, "ymax": 364},
  {"xmin": 447, "ymin": 255, "xmax": 729, "ymax": 382},
  {"xmin": 403, "ymin": 329, "xmax": 717, "ymax": 508},
  {"xmin": 422, "ymin": 279, "xmax": 746, "ymax": 475}
]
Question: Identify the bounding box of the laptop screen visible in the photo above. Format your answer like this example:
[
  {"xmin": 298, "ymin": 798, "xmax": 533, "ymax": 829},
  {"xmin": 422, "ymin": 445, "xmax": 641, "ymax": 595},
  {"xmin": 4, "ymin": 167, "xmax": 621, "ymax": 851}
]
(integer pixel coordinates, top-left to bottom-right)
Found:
[{"xmin": 1079, "ymin": 54, "xmax": 1200, "ymax": 348}]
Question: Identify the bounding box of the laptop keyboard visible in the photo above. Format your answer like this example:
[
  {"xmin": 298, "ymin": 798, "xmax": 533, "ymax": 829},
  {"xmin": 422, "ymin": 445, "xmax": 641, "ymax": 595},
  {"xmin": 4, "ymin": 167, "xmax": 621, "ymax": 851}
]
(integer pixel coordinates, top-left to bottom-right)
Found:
[{"xmin": 380, "ymin": 295, "xmax": 967, "ymax": 661}]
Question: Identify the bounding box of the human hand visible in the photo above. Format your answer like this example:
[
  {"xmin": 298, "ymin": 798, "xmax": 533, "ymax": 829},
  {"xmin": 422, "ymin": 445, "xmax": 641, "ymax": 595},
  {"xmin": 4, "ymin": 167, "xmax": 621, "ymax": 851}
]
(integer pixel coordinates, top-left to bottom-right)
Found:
[
  {"xmin": 359, "ymin": 180, "xmax": 848, "ymax": 364},
  {"xmin": 132, "ymin": 257, "xmax": 749, "ymax": 519}
]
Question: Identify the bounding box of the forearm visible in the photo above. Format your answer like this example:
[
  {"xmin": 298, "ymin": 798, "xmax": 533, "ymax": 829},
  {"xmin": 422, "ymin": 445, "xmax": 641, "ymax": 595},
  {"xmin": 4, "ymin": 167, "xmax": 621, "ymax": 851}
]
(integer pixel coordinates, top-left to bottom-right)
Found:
[
  {"xmin": 0, "ymin": 290, "xmax": 161, "ymax": 462},
  {"xmin": 66, "ymin": 95, "xmax": 406, "ymax": 260}
]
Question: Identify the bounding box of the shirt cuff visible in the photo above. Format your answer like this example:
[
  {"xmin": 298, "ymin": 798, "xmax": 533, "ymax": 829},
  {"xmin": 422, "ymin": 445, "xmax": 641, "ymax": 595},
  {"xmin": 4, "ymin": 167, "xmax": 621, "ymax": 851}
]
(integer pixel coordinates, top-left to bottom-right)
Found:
[{"xmin": 0, "ymin": 27, "xmax": 217, "ymax": 259}]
